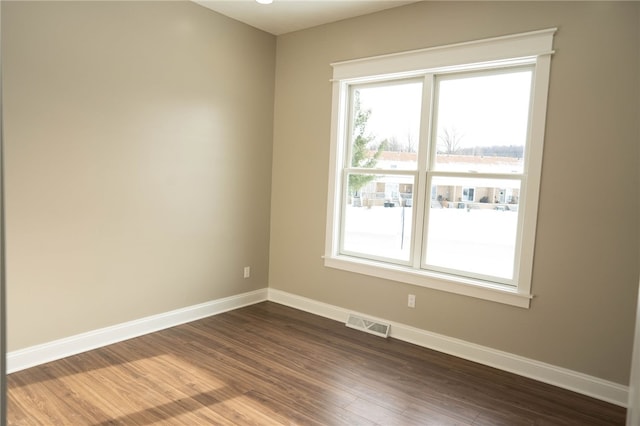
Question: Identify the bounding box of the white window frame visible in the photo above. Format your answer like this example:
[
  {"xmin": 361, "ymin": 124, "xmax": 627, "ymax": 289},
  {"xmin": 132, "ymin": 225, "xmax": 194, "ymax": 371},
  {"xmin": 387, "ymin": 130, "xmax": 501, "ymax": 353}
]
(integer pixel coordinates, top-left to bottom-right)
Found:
[{"xmin": 324, "ymin": 29, "xmax": 555, "ymax": 308}]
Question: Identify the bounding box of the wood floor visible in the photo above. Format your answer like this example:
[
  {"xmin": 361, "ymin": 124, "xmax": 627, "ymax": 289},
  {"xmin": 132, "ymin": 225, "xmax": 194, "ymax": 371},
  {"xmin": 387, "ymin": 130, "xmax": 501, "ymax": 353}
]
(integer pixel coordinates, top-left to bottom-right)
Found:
[{"xmin": 8, "ymin": 302, "xmax": 625, "ymax": 425}]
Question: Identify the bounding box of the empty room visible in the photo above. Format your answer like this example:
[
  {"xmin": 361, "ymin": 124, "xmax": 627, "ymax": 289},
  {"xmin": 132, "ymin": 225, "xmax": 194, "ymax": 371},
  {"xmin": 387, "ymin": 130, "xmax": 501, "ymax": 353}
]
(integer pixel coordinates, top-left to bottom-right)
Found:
[{"xmin": 1, "ymin": 1, "xmax": 639, "ymax": 424}]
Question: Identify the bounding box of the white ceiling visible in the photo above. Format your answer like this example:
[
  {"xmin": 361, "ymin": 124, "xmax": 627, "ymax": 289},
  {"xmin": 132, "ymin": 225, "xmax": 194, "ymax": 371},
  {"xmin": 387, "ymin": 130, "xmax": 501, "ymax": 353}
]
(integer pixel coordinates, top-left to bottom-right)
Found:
[{"xmin": 193, "ymin": 0, "xmax": 419, "ymax": 36}]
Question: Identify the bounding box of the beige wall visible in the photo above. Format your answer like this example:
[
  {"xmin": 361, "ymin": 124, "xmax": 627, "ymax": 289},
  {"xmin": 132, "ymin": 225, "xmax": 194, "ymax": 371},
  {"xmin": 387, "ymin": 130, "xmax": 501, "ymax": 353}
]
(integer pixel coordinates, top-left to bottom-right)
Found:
[
  {"xmin": 270, "ymin": 1, "xmax": 640, "ymax": 384},
  {"xmin": 3, "ymin": 1, "xmax": 275, "ymax": 350},
  {"xmin": 627, "ymin": 7, "xmax": 640, "ymax": 421}
]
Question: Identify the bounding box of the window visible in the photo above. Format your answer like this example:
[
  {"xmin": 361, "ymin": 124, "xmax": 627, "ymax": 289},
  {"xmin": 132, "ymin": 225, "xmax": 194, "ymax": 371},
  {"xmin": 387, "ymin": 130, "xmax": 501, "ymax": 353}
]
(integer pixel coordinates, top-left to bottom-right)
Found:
[
  {"xmin": 461, "ymin": 188, "xmax": 475, "ymax": 202},
  {"xmin": 325, "ymin": 29, "xmax": 555, "ymax": 308}
]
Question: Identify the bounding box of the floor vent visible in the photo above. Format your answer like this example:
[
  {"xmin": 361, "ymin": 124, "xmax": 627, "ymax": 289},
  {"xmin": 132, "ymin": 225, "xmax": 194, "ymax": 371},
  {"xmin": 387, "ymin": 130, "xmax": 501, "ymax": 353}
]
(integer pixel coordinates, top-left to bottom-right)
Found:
[{"xmin": 346, "ymin": 314, "xmax": 390, "ymax": 338}]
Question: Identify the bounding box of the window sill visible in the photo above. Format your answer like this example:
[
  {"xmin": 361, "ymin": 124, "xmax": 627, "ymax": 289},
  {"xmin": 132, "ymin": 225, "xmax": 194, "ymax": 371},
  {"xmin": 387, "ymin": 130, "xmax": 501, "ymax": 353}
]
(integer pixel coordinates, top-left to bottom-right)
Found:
[{"xmin": 323, "ymin": 255, "xmax": 532, "ymax": 308}]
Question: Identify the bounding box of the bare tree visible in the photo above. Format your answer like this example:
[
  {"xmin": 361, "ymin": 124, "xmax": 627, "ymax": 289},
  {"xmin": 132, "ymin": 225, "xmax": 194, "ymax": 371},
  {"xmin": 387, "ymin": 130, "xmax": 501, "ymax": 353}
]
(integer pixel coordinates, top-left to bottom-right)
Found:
[
  {"xmin": 438, "ymin": 126, "xmax": 464, "ymax": 154},
  {"xmin": 405, "ymin": 132, "xmax": 417, "ymax": 153},
  {"xmin": 385, "ymin": 136, "xmax": 402, "ymax": 152},
  {"xmin": 384, "ymin": 133, "xmax": 417, "ymax": 153}
]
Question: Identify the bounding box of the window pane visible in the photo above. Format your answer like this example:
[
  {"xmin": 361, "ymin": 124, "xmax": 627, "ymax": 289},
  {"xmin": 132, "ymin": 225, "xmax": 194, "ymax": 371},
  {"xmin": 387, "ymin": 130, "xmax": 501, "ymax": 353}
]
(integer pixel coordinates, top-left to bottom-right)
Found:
[
  {"xmin": 433, "ymin": 69, "xmax": 532, "ymax": 174},
  {"xmin": 343, "ymin": 173, "xmax": 414, "ymax": 262},
  {"xmin": 425, "ymin": 176, "xmax": 521, "ymax": 280},
  {"xmin": 350, "ymin": 81, "xmax": 422, "ymax": 173}
]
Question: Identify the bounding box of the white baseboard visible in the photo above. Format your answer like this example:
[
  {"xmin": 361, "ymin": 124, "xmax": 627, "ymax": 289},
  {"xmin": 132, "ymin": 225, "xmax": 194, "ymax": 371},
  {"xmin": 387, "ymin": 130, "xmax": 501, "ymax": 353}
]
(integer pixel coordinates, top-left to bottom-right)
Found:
[
  {"xmin": 267, "ymin": 288, "xmax": 629, "ymax": 407},
  {"xmin": 7, "ymin": 286, "xmax": 628, "ymax": 408},
  {"xmin": 7, "ymin": 288, "xmax": 268, "ymax": 374}
]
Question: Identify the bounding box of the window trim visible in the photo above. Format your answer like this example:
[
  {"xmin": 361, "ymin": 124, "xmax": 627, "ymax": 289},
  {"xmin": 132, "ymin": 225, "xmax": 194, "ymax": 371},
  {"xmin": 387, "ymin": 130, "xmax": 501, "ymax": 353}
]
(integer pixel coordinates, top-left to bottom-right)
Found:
[{"xmin": 325, "ymin": 29, "xmax": 555, "ymax": 308}]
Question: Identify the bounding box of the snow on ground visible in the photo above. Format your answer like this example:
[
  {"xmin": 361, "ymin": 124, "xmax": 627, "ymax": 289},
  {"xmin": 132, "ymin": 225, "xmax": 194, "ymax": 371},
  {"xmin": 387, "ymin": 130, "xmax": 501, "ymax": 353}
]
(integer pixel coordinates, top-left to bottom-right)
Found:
[{"xmin": 343, "ymin": 205, "xmax": 518, "ymax": 279}]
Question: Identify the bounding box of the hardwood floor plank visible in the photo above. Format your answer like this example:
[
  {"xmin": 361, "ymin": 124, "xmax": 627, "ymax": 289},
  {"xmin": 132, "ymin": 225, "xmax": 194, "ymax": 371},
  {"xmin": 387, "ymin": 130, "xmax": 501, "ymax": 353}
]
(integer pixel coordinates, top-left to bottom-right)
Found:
[
  {"xmin": 8, "ymin": 362, "xmax": 115, "ymax": 425},
  {"xmin": 8, "ymin": 301, "xmax": 626, "ymax": 425}
]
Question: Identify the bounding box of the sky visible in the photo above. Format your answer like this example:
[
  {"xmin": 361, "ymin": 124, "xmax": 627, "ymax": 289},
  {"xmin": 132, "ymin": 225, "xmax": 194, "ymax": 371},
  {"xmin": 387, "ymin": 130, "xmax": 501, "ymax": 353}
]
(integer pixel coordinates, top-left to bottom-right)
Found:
[{"xmin": 356, "ymin": 68, "xmax": 533, "ymax": 152}]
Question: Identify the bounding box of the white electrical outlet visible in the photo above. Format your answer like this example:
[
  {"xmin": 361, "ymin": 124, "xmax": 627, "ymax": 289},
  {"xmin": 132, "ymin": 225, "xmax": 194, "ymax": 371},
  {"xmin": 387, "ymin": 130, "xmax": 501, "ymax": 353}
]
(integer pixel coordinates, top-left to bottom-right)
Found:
[
  {"xmin": 408, "ymin": 294, "xmax": 416, "ymax": 308},
  {"xmin": 243, "ymin": 266, "xmax": 251, "ymax": 278}
]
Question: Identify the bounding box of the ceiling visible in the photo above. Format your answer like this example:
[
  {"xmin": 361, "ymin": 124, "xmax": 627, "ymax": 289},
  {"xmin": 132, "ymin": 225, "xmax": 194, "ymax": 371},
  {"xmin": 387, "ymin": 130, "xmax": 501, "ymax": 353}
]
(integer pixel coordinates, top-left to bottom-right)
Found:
[{"xmin": 193, "ymin": 0, "xmax": 419, "ymax": 36}]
